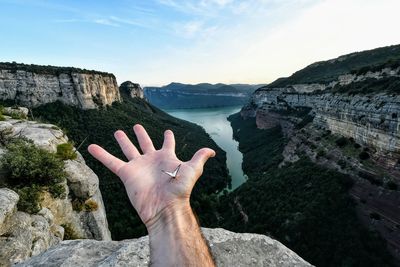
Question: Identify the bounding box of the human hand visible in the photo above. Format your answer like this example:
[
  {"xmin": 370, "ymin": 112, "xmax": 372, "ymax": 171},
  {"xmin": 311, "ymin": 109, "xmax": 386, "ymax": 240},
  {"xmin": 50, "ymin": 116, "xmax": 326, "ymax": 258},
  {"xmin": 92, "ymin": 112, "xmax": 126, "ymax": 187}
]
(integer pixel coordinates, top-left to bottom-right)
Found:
[{"xmin": 88, "ymin": 124, "xmax": 216, "ymax": 229}]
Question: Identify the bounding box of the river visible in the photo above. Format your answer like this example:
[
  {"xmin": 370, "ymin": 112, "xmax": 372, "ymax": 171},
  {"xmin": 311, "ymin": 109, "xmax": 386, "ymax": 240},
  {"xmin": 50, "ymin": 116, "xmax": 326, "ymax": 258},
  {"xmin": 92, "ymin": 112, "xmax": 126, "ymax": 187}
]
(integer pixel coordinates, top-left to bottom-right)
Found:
[{"xmin": 164, "ymin": 106, "xmax": 247, "ymax": 190}]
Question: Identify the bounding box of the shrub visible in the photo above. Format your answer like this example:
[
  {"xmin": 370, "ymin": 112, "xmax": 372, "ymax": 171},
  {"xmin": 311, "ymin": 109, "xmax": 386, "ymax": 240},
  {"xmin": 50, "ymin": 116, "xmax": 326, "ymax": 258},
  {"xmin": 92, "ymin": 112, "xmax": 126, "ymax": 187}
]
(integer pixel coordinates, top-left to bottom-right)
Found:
[
  {"xmin": 17, "ymin": 185, "xmax": 42, "ymax": 214},
  {"xmin": 335, "ymin": 137, "xmax": 348, "ymax": 147},
  {"xmin": 56, "ymin": 142, "xmax": 77, "ymax": 160},
  {"xmin": 370, "ymin": 212, "xmax": 381, "ymax": 220},
  {"xmin": 72, "ymin": 198, "xmax": 99, "ymax": 212},
  {"xmin": 0, "ymin": 126, "xmax": 13, "ymax": 145},
  {"xmin": 337, "ymin": 159, "xmax": 347, "ymax": 169},
  {"xmin": 49, "ymin": 183, "xmax": 66, "ymax": 198},
  {"xmin": 2, "ymin": 139, "xmax": 67, "ymax": 186},
  {"xmin": 84, "ymin": 199, "xmax": 99, "ymax": 211},
  {"xmin": 61, "ymin": 223, "xmax": 82, "ymax": 240},
  {"xmin": 10, "ymin": 112, "xmax": 26, "ymax": 120},
  {"xmin": 359, "ymin": 151, "xmax": 370, "ymax": 160},
  {"xmin": 353, "ymin": 143, "xmax": 361, "ymax": 149},
  {"xmin": 317, "ymin": 149, "xmax": 326, "ymax": 158},
  {"xmin": 386, "ymin": 181, "xmax": 398, "ymax": 191}
]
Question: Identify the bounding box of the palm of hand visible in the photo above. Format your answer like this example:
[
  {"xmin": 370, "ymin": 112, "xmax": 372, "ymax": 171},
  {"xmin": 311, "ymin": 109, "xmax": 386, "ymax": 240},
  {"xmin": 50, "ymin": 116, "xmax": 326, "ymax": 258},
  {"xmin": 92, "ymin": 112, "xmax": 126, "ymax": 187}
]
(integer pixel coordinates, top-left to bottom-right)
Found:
[{"xmin": 88, "ymin": 124, "xmax": 215, "ymax": 226}]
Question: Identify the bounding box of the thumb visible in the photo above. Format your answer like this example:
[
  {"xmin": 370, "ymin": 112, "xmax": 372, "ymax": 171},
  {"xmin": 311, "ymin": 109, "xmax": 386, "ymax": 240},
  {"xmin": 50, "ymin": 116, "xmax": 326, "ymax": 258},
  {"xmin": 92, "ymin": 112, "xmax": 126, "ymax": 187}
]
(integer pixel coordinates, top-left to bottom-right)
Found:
[{"xmin": 189, "ymin": 148, "xmax": 216, "ymax": 171}]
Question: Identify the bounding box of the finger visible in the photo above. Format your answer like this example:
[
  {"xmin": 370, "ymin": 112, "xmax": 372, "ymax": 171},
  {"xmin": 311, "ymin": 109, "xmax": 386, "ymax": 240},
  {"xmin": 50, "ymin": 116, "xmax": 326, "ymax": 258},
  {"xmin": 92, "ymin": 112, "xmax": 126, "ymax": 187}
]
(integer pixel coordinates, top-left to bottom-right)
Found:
[
  {"xmin": 88, "ymin": 144, "xmax": 125, "ymax": 175},
  {"xmin": 133, "ymin": 124, "xmax": 156, "ymax": 153},
  {"xmin": 162, "ymin": 129, "xmax": 175, "ymax": 152},
  {"xmin": 188, "ymin": 148, "xmax": 216, "ymax": 170},
  {"xmin": 114, "ymin": 130, "xmax": 140, "ymax": 160}
]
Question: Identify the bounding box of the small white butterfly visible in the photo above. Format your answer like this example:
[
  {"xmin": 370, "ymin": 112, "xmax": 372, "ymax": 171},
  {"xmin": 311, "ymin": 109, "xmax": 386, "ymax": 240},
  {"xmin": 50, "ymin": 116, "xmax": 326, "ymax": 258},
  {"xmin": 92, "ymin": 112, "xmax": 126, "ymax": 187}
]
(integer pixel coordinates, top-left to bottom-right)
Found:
[{"xmin": 161, "ymin": 164, "xmax": 181, "ymax": 179}]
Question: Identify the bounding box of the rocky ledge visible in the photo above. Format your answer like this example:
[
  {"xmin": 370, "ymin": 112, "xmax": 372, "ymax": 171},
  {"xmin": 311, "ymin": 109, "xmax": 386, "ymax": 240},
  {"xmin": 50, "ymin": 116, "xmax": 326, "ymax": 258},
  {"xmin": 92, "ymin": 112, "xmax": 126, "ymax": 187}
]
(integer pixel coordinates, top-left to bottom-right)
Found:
[
  {"xmin": 17, "ymin": 228, "xmax": 312, "ymax": 267},
  {"xmin": 0, "ymin": 110, "xmax": 111, "ymax": 266}
]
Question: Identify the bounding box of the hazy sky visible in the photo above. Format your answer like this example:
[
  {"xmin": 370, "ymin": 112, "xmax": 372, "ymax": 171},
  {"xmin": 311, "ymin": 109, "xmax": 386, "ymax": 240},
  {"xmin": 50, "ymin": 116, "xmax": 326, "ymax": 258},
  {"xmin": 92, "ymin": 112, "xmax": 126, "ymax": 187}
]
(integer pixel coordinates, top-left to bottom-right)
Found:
[{"xmin": 1, "ymin": 0, "xmax": 400, "ymax": 86}]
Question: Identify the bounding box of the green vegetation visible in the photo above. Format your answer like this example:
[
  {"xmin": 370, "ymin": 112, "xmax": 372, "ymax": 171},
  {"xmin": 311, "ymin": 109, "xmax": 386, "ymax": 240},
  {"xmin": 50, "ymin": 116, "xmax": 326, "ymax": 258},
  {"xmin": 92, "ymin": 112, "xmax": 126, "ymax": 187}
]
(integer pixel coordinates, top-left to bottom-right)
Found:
[
  {"xmin": 350, "ymin": 58, "xmax": 400, "ymax": 76},
  {"xmin": 267, "ymin": 44, "xmax": 400, "ymax": 86},
  {"xmin": 31, "ymin": 95, "xmax": 230, "ymax": 240},
  {"xmin": 72, "ymin": 198, "xmax": 99, "ymax": 212},
  {"xmin": 335, "ymin": 136, "xmax": 349, "ymax": 147},
  {"xmin": 0, "ymin": 139, "xmax": 67, "ymax": 213},
  {"xmin": 0, "ymin": 105, "xmax": 5, "ymax": 121},
  {"xmin": 359, "ymin": 151, "xmax": 370, "ymax": 160},
  {"xmin": 330, "ymin": 76, "xmax": 400, "ymax": 95},
  {"xmin": 228, "ymin": 113, "xmax": 285, "ymax": 174},
  {"xmin": 0, "ymin": 62, "xmax": 115, "ymax": 77},
  {"xmin": 17, "ymin": 185, "xmax": 42, "ymax": 214},
  {"xmin": 219, "ymin": 113, "xmax": 394, "ymax": 267},
  {"xmin": 56, "ymin": 142, "xmax": 77, "ymax": 160},
  {"xmin": 61, "ymin": 223, "xmax": 82, "ymax": 240}
]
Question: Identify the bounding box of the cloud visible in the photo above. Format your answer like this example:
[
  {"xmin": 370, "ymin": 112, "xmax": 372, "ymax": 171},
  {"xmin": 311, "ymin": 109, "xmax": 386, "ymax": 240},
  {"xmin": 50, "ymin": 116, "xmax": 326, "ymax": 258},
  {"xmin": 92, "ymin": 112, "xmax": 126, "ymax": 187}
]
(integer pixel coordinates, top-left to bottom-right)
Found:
[{"xmin": 92, "ymin": 19, "xmax": 120, "ymax": 27}]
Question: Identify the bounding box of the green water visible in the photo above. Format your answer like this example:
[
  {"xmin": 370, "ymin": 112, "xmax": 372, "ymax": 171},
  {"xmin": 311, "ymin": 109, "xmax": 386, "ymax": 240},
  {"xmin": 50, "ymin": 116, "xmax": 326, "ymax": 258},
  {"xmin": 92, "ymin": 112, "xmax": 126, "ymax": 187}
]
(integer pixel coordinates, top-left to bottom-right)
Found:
[{"xmin": 164, "ymin": 106, "xmax": 247, "ymax": 190}]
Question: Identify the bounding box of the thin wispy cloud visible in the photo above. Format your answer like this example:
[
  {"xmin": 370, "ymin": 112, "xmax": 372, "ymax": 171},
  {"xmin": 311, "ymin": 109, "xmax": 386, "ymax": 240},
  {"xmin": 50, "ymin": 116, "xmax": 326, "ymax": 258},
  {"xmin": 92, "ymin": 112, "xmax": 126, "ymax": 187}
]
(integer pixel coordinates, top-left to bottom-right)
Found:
[
  {"xmin": 93, "ymin": 18, "xmax": 120, "ymax": 27},
  {"xmin": 1, "ymin": 0, "xmax": 399, "ymax": 86}
]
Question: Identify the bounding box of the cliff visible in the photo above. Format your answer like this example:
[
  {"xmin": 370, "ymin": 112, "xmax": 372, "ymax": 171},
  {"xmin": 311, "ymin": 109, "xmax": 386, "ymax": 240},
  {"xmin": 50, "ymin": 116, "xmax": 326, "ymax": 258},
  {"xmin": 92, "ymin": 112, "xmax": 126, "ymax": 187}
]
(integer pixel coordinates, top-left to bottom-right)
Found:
[
  {"xmin": 0, "ymin": 108, "xmax": 111, "ymax": 266},
  {"xmin": 0, "ymin": 62, "xmax": 121, "ymax": 109},
  {"xmin": 240, "ymin": 45, "xmax": 400, "ymax": 263},
  {"xmin": 16, "ymin": 228, "xmax": 312, "ymax": 267},
  {"xmin": 242, "ymin": 58, "xmax": 400, "ymax": 165}
]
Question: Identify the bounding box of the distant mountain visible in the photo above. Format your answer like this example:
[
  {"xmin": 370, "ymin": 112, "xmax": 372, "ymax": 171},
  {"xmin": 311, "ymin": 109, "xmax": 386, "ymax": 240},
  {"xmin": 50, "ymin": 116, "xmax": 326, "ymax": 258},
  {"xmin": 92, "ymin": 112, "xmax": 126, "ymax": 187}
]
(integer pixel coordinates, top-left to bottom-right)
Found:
[{"xmin": 144, "ymin": 83, "xmax": 264, "ymax": 109}]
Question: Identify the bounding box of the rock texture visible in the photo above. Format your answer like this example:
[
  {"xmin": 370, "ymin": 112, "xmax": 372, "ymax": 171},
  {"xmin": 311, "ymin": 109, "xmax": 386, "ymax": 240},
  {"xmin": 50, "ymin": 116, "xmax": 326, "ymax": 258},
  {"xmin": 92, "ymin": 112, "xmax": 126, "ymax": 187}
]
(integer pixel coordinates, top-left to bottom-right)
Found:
[
  {"xmin": 119, "ymin": 81, "xmax": 144, "ymax": 99},
  {"xmin": 0, "ymin": 188, "xmax": 19, "ymax": 232},
  {"xmin": 0, "ymin": 114, "xmax": 111, "ymax": 266},
  {"xmin": 0, "ymin": 63, "xmax": 121, "ymax": 109},
  {"xmin": 17, "ymin": 228, "xmax": 312, "ymax": 267},
  {"xmin": 243, "ymin": 68, "xmax": 400, "ymax": 166}
]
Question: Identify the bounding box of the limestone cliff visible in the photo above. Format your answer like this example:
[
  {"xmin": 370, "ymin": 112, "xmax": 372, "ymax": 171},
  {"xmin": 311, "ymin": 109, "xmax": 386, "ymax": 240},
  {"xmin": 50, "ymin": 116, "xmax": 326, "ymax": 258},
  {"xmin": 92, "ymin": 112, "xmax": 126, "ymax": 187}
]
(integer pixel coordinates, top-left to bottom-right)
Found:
[
  {"xmin": 16, "ymin": 228, "xmax": 313, "ymax": 267},
  {"xmin": 241, "ymin": 52, "xmax": 400, "ymax": 261},
  {"xmin": 243, "ymin": 66, "xmax": 400, "ymax": 165},
  {"xmin": 0, "ymin": 62, "xmax": 121, "ymax": 109},
  {"xmin": 0, "ymin": 109, "xmax": 111, "ymax": 266}
]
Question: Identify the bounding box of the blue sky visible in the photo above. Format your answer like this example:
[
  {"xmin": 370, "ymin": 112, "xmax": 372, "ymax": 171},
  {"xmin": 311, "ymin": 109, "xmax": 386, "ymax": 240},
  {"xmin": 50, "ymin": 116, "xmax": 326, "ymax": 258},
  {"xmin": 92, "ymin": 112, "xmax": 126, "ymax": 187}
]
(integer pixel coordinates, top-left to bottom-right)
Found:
[{"xmin": 1, "ymin": 0, "xmax": 400, "ymax": 86}]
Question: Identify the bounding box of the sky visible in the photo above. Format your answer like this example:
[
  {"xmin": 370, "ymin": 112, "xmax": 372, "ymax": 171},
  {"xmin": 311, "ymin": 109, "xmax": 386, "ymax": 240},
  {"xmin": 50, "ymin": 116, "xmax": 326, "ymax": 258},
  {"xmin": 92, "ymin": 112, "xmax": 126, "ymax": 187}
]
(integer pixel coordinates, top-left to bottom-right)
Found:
[{"xmin": 1, "ymin": 0, "xmax": 400, "ymax": 86}]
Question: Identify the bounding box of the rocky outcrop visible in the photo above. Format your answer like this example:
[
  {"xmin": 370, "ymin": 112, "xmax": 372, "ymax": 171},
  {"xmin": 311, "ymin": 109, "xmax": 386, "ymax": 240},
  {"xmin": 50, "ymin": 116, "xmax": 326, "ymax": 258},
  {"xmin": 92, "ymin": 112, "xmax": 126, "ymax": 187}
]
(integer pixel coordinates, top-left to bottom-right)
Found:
[
  {"xmin": 0, "ymin": 188, "xmax": 19, "ymax": 232},
  {"xmin": 17, "ymin": 228, "xmax": 313, "ymax": 267},
  {"xmin": 0, "ymin": 114, "xmax": 111, "ymax": 266},
  {"xmin": 119, "ymin": 81, "xmax": 144, "ymax": 99},
  {"xmin": 243, "ymin": 64, "xmax": 400, "ymax": 168},
  {"xmin": 0, "ymin": 63, "xmax": 121, "ymax": 109}
]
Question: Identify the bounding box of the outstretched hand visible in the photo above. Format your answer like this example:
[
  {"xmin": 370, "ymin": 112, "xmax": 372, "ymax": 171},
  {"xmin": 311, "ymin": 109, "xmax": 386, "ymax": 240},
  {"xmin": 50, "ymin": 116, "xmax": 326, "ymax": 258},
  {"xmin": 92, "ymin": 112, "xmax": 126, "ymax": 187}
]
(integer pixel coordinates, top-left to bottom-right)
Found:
[{"xmin": 87, "ymin": 124, "xmax": 216, "ymax": 228}]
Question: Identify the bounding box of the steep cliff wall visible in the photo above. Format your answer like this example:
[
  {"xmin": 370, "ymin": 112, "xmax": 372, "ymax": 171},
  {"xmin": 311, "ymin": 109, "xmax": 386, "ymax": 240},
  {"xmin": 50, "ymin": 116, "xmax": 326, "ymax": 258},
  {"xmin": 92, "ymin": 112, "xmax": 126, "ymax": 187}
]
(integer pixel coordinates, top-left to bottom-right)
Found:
[
  {"xmin": 0, "ymin": 63, "xmax": 121, "ymax": 109},
  {"xmin": 243, "ymin": 67, "xmax": 400, "ymax": 166}
]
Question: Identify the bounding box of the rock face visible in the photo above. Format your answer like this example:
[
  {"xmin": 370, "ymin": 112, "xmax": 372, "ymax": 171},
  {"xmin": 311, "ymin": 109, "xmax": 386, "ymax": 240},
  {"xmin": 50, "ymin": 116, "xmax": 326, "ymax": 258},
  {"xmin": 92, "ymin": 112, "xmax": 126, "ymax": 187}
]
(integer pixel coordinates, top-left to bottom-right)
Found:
[
  {"xmin": 244, "ymin": 68, "xmax": 400, "ymax": 166},
  {"xmin": 0, "ymin": 63, "xmax": 121, "ymax": 109},
  {"xmin": 0, "ymin": 188, "xmax": 19, "ymax": 232},
  {"xmin": 0, "ymin": 115, "xmax": 111, "ymax": 266},
  {"xmin": 17, "ymin": 228, "xmax": 313, "ymax": 267},
  {"xmin": 119, "ymin": 81, "xmax": 144, "ymax": 99}
]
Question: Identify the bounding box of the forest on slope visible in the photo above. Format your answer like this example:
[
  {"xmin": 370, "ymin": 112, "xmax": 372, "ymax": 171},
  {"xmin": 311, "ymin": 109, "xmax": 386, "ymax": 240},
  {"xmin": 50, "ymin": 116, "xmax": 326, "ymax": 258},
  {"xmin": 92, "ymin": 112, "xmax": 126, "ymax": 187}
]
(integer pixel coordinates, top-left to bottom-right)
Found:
[{"xmin": 216, "ymin": 113, "xmax": 395, "ymax": 267}]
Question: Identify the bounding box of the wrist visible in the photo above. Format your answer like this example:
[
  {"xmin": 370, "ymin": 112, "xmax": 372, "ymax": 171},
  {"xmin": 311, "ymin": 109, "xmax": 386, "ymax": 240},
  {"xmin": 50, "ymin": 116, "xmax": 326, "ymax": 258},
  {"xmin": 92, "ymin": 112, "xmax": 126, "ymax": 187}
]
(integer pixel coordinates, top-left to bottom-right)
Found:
[{"xmin": 146, "ymin": 199, "xmax": 195, "ymax": 235}]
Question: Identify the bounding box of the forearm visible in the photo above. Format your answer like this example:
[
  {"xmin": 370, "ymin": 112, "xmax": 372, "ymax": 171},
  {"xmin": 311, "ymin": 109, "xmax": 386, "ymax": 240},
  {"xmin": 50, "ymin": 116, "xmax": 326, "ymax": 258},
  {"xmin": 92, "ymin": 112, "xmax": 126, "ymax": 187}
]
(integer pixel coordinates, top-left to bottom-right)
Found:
[{"xmin": 146, "ymin": 201, "xmax": 215, "ymax": 267}]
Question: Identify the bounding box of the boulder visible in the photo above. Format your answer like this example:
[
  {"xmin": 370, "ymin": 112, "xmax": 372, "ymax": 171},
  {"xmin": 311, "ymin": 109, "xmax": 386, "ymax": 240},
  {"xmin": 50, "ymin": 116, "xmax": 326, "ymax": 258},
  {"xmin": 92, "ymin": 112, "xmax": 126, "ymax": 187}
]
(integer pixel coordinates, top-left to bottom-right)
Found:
[
  {"xmin": 6, "ymin": 120, "xmax": 68, "ymax": 152},
  {"xmin": 0, "ymin": 188, "xmax": 19, "ymax": 230},
  {"xmin": 17, "ymin": 228, "xmax": 312, "ymax": 267},
  {"xmin": 64, "ymin": 160, "xmax": 99, "ymax": 199},
  {"xmin": 119, "ymin": 81, "xmax": 144, "ymax": 99},
  {"xmin": 3, "ymin": 107, "xmax": 29, "ymax": 118}
]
